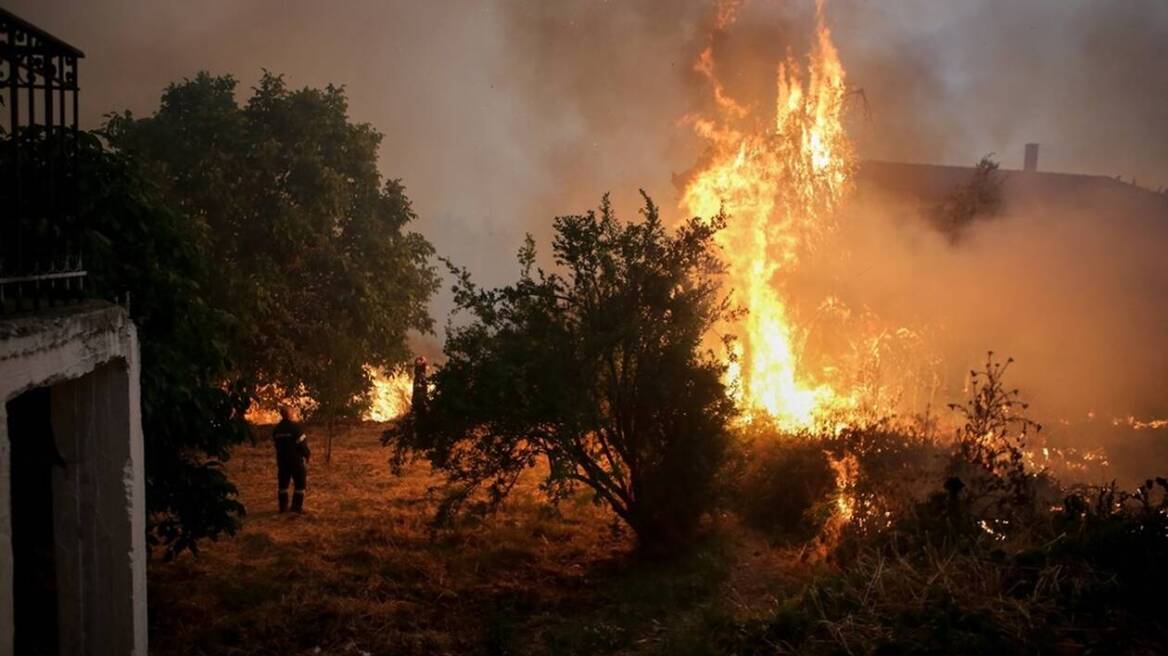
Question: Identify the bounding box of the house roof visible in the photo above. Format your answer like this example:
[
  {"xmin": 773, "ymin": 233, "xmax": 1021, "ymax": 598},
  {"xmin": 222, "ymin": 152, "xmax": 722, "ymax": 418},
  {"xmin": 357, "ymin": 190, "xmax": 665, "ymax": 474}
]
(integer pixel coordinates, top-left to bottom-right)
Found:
[{"xmin": 856, "ymin": 159, "xmax": 1168, "ymax": 218}]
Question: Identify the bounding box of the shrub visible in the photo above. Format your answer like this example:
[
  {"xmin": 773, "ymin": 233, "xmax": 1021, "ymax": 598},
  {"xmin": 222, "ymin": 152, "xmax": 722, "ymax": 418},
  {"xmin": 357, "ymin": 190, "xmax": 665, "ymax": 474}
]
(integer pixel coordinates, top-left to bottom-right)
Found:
[
  {"xmin": 386, "ymin": 194, "xmax": 736, "ymax": 553},
  {"xmin": 826, "ymin": 416, "xmax": 949, "ymax": 540},
  {"xmin": 733, "ymin": 425, "xmax": 836, "ymax": 542},
  {"xmin": 1047, "ymin": 476, "xmax": 1168, "ymax": 606},
  {"xmin": 762, "ymin": 356, "xmax": 1168, "ymax": 653}
]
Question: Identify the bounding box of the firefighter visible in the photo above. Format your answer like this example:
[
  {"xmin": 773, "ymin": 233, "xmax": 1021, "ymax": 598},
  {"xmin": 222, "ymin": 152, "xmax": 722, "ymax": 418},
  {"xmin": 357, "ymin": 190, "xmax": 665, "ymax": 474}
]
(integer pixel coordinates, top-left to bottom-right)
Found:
[
  {"xmin": 272, "ymin": 405, "xmax": 310, "ymax": 513},
  {"xmin": 411, "ymin": 355, "xmax": 428, "ymax": 414}
]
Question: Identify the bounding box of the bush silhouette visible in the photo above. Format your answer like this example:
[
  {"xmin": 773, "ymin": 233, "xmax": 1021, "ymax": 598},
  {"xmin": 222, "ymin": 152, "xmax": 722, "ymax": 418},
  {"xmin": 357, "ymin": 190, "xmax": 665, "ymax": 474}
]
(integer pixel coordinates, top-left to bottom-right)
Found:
[{"xmin": 386, "ymin": 193, "xmax": 736, "ymax": 553}]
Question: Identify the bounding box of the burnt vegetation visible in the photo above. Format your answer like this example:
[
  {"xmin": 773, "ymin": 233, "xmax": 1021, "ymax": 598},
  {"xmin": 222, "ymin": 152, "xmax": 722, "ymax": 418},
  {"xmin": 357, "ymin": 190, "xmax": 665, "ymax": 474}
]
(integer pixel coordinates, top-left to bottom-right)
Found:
[{"xmin": 719, "ymin": 354, "xmax": 1168, "ymax": 655}]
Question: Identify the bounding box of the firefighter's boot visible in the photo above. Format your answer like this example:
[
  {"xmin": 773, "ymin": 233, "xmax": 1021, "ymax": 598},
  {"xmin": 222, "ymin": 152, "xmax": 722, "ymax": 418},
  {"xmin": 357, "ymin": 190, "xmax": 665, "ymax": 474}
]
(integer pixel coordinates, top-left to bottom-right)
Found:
[
  {"xmin": 278, "ymin": 490, "xmax": 289, "ymax": 513},
  {"xmin": 291, "ymin": 490, "xmax": 305, "ymax": 513}
]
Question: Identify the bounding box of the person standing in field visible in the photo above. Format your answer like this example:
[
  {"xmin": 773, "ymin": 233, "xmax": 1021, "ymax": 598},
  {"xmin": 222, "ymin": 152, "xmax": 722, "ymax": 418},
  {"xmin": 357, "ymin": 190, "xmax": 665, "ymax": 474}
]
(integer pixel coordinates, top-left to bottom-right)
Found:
[
  {"xmin": 273, "ymin": 406, "xmax": 310, "ymax": 513},
  {"xmin": 411, "ymin": 355, "xmax": 428, "ymax": 415}
]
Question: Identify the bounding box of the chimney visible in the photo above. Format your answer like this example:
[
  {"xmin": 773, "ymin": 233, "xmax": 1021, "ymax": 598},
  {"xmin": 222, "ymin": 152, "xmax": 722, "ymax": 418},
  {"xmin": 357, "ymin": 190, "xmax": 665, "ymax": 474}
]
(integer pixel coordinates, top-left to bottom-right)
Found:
[{"xmin": 1024, "ymin": 143, "xmax": 1039, "ymax": 172}]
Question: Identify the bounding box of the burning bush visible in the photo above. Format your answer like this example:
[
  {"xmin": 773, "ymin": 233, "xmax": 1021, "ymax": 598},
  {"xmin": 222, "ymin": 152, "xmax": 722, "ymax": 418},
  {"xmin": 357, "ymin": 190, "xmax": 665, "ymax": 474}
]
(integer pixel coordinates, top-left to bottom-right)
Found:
[
  {"xmin": 947, "ymin": 353, "xmax": 1047, "ymax": 520},
  {"xmin": 721, "ymin": 355, "xmax": 1168, "ymax": 654},
  {"xmin": 823, "ymin": 417, "xmax": 949, "ymax": 547}
]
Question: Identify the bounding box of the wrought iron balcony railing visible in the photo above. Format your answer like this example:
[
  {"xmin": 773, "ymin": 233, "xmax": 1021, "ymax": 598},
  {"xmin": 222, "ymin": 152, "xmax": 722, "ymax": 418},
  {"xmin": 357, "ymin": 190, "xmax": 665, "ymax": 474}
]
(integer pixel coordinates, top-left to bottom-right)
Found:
[{"xmin": 1, "ymin": 8, "xmax": 86, "ymax": 314}]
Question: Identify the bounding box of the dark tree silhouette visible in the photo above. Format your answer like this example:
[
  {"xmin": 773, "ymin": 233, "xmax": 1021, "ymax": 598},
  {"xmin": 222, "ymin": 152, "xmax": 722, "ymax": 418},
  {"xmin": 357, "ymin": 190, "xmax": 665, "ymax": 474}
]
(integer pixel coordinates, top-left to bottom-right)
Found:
[
  {"xmin": 104, "ymin": 71, "xmax": 440, "ymax": 431},
  {"xmin": 387, "ymin": 194, "xmax": 737, "ymax": 553},
  {"xmin": 4, "ymin": 127, "xmax": 252, "ymax": 557},
  {"xmin": 932, "ymin": 156, "xmax": 1003, "ymax": 240}
]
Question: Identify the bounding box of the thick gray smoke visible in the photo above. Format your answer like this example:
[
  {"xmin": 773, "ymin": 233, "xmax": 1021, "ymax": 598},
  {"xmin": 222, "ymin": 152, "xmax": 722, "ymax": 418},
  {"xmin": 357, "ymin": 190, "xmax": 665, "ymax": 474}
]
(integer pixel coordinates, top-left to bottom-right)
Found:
[{"xmin": 834, "ymin": 0, "xmax": 1168, "ymax": 186}]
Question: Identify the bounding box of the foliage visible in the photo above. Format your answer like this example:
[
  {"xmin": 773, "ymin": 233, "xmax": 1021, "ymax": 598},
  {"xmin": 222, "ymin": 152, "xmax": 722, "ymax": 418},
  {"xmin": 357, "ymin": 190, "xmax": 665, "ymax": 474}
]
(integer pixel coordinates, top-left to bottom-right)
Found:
[
  {"xmin": 824, "ymin": 415, "xmax": 949, "ymax": 546},
  {"xmin": 731, "ymin": 422, "xmax": 837, "ymax": 542},
  {"xmin": 719, "ymin": 360, "xmax": 1168, "ymax": 655},
  {"xmin": 8, "ymin": 69, "xmax": 438, "ymax": 555},
  {"xmin": 101, "ymin": 71, "xmax": 437, "ymax": 553},
  {"xmin": 386, "ymin": 193, "xmax": 736, "ymax": 552},
  {"xmin": 931, "ymin": 156, "xmax": 1003, "ymax": 240},
  {"xmin": 104, "ymin": 71, "xmax": 439, "ymax": 422},
  {"xmin": 84, "ymin": 132, "xmax": 257, "ymax": 557},
  {"xmin": 945, "ymin": 353, "xmax": 1047, "ymax": 530},
  {"xmin": 3, "ymin": 127, "xmax": 250, "ymax": 557},
  {"xmin": 1053, "ymin": 476, "xmax": 1168, "ymax": 597}
]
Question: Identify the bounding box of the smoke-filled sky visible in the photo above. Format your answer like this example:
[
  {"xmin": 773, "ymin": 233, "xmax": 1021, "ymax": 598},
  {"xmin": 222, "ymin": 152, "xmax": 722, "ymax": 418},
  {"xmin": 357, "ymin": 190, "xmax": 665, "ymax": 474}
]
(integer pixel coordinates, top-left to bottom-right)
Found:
[
  {"xmin": 9, "ymin": 0, "xmax": 1168, "ymax": 428},
  {"xmin": 10, "ymin": 0, "xmax": 1167, "ymax": 286}
]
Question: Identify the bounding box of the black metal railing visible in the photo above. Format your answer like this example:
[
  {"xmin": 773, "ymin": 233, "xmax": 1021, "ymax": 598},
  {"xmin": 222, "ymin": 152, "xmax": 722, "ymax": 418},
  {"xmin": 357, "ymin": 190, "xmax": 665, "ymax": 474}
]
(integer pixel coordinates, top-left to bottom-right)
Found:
[{"xmin": 1, "ymin": 8, "xmax": 86, "ymax": 314}]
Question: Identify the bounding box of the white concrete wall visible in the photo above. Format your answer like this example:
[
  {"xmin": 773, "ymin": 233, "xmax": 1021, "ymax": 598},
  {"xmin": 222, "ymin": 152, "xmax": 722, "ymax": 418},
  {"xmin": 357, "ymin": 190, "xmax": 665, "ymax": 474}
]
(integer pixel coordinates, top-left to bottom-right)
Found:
[{"xmin": 0, "ymin": 302, "xmax": 146, "ymax": 656}]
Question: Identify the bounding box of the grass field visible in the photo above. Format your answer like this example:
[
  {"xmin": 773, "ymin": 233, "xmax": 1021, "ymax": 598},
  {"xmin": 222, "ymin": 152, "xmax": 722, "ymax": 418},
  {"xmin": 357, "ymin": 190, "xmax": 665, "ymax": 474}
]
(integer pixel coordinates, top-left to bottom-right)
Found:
[{"xmin": 147, "ymin": 423, "xmax": 808, "ymax": 655}]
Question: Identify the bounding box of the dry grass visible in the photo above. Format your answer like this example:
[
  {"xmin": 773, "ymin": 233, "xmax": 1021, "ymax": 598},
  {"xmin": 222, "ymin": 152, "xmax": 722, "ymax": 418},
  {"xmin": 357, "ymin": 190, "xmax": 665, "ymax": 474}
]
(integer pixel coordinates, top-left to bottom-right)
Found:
[
  {"xmin": 148, "ymin": 422, "xmax": 1163, "ymax": 654},
  {"xmin": 148, "ymin": 423, "xmax": 797, "ymax": 655}
]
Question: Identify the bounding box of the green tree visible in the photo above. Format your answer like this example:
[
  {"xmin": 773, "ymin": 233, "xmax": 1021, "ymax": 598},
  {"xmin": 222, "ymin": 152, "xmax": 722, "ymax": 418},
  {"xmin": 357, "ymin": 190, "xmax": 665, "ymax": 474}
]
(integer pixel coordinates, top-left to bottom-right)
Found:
[
  {"xmin": 387, "ymin": 194, "xmax": 736, "ymax": 552},
  {"xmin": 104, "ymin": 71, "xmax": 439, "ymax": 428},
  {"xmin": 931, "ymin": 156, "xmax": 1003, "ymax": 240},
  {"xmin": 3, "ymin": 126, "xmax": 250, "ymax": 557}
]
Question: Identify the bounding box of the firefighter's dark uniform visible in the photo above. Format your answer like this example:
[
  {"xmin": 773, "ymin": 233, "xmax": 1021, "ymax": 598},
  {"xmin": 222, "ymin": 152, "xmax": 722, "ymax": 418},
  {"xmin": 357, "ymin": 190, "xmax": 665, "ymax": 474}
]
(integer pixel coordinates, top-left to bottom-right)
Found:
[
  {"xmin": 273, "ymin": 418, "xmax": 310, "ymax": 512},
  {"xmin": 411, "ymin": 356, "xmax": 428, "ymax": 414}
]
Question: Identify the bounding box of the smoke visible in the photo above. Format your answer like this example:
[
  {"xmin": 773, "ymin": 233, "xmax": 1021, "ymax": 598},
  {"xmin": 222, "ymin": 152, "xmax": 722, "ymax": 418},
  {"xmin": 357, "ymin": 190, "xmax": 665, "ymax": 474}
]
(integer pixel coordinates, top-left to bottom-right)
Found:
[
  {"xmin": 497, "ymin": 0, "xmax": 1168, "ymax": 193},
  {"xmin": 9, "ymin": 0, "xmax": 1165, "ymax": 277},
  {"xmin": 820, "ymin": 183, "xmax": 1168, "ymax": 422},
  {"xmin": 496, "ymin": 0, "xmax": 1168, "ymax": 425},
  {"xmin": 832, "ymin": 0, "xmax": 1168, "ymax": 186},
  {"xmin": 798, "ymin": 178, "xmax": 1168, "ymax": 483},
  {"xmin": 6, "ymin": 0, "xmax": 1166, "ymax": 435},
  {"xmin": 491, "ymin": 1, "xmax": 710, "ymax": 240}
]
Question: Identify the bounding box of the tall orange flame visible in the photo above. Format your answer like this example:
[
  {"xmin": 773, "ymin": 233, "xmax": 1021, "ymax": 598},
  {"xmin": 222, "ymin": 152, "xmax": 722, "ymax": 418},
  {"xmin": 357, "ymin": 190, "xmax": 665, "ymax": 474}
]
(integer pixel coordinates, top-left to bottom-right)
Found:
[{"xmin": 682, "ymin": 1, "xmax": 854, "ymax": 429}]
